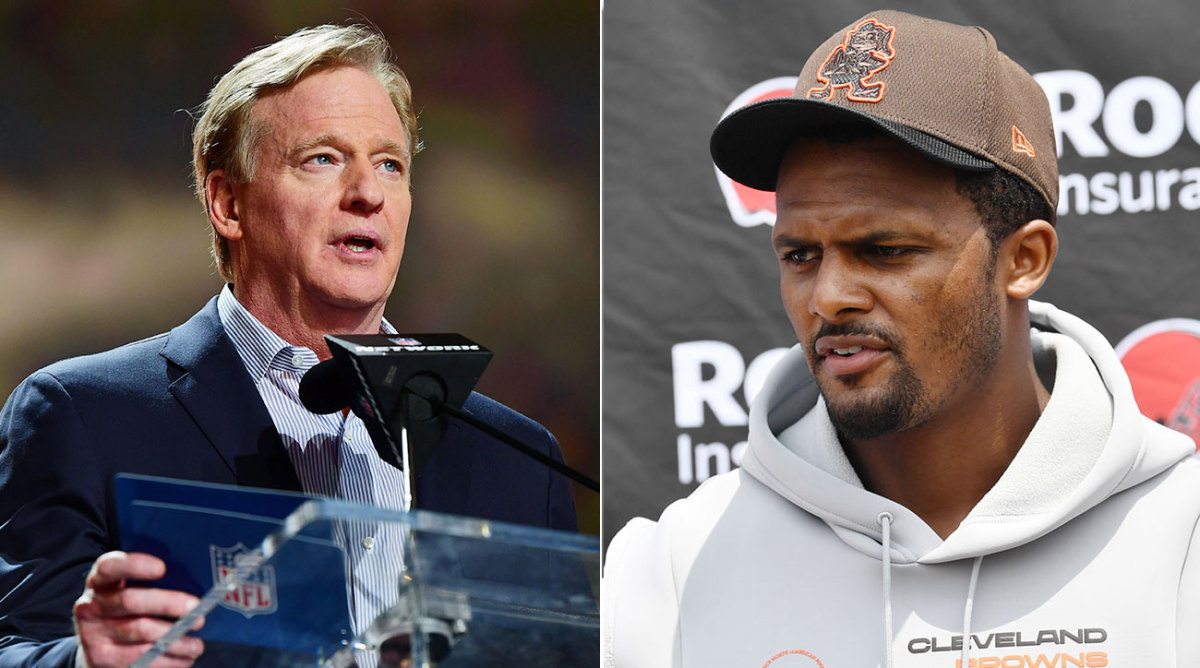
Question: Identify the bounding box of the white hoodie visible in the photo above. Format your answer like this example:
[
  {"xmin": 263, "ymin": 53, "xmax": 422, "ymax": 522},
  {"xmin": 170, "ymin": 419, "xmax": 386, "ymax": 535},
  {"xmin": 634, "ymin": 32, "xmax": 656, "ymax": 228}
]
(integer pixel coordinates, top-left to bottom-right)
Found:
[{"xmin": 603, "ymin": 301, "xmax": 1200, "ymax": 667}]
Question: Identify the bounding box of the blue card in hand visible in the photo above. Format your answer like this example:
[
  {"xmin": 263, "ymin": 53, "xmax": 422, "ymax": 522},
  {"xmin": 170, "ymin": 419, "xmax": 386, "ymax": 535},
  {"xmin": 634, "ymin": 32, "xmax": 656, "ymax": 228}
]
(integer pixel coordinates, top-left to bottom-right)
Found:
[{"xmin": 114, "ymin": 474, "xmax": 353, "ymax": 656}]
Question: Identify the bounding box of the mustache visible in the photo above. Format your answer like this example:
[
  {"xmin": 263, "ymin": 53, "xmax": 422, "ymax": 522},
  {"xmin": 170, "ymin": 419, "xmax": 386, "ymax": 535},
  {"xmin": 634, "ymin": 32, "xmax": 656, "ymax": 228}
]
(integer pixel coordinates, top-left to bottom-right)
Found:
[{"xmin": 806, "ymin": 321, "xmax": 903, "ymax": 355}]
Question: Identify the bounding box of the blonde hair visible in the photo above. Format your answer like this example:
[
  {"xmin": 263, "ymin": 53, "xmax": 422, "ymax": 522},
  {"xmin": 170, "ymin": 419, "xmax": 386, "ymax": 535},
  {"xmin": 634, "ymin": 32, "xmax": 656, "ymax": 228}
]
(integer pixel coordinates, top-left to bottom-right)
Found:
[{"xmin": 192, "ymin": 24, "xmax": 420, "ymax": 281}]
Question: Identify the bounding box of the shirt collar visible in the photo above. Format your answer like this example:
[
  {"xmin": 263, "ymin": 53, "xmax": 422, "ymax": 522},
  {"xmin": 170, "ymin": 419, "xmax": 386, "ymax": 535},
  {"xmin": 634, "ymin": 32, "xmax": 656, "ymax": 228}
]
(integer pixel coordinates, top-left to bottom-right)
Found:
[{"xmin": 216, "ymin": 285, "xmax": 397, "ymax": 381}]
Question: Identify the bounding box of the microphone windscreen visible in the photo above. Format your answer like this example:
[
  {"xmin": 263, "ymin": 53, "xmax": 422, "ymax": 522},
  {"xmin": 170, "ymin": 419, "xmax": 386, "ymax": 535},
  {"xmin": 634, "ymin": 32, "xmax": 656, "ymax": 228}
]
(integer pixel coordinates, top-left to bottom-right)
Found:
[{"xmin": 299, "ymin": 359, "xmax": 355, "ymax": 414}]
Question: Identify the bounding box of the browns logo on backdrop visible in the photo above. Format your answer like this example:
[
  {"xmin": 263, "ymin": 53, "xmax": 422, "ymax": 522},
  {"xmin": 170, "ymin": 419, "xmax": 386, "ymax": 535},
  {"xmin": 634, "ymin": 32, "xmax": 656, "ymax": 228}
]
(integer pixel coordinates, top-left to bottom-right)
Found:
[
  {"xmin": 714, "ymin": 77, "xmax": 797, "ymax": 227},
  {"xmin": 1116, "ymin": 318, "xmax": 1200, "ymax": 449}
]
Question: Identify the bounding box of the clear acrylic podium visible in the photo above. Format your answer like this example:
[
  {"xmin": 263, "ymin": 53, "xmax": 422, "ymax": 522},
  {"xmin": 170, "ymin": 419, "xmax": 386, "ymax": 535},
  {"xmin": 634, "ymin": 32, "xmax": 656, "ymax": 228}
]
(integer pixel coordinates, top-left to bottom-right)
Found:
[{"xmin": 119, "ymin": 478, "xmax": 599, "ymax": 668}]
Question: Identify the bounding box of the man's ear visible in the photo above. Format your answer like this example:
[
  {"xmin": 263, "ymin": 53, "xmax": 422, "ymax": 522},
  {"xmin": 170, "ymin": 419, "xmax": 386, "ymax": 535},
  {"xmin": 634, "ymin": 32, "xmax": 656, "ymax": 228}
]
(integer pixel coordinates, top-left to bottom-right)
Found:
[
  {"xmin": 206, "ymin": 169, "xmax": 243, "ymax": 241},
  {"xmin": 1001, "ymin": 219, "xmax": 1057, "ymax": 299}
]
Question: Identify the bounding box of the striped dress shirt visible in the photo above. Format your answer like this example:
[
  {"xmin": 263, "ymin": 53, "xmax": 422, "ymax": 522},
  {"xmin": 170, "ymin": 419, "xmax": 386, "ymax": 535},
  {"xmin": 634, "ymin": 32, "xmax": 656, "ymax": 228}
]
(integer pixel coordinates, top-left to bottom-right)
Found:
[{"xmin": 216, "ymin": 286, "xmax": 408, "ymax": 638}]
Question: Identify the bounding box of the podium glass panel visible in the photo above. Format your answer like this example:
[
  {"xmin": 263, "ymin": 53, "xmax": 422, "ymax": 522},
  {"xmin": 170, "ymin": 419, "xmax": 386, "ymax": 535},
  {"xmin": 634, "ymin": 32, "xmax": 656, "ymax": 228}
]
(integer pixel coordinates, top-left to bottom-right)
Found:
[{"xmin": 118, "ymin": 477, "xmax": 598, "ymax": 668}]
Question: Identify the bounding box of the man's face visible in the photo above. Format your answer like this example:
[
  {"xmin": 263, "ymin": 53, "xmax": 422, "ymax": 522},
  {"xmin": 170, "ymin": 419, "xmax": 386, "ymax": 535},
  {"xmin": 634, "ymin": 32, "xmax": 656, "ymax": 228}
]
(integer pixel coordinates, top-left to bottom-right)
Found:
[
  {"xmin": 772, "ymin": 136, "xmax": 1003, "ymax": 441},
  {"xmin": 229, "ymin": 66, "xmax": 412, "ymax": 314}
]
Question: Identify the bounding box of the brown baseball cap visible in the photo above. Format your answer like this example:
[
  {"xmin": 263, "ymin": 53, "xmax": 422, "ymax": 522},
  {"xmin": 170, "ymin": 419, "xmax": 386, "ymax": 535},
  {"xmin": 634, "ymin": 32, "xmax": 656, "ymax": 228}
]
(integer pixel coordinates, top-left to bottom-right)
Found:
[{"xmin": 710, "ymin": 9, "xmax": 1058, "ymax": 214}]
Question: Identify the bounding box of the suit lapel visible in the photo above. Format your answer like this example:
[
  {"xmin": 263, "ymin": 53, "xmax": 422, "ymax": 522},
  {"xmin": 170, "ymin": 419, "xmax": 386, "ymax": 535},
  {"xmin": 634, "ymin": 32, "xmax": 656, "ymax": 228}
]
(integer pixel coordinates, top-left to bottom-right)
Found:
[{"xmin": 161, "ymin": 297, "xmax": 301, "ymax": 492}]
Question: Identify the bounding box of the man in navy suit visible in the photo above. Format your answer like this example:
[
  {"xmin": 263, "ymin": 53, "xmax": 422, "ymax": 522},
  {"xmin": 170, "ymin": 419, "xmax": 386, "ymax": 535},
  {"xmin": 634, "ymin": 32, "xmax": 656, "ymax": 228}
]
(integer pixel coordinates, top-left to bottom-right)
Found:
[{"xmin": 0, "ymin": 24, "xmax": 576, "ymax": 668}]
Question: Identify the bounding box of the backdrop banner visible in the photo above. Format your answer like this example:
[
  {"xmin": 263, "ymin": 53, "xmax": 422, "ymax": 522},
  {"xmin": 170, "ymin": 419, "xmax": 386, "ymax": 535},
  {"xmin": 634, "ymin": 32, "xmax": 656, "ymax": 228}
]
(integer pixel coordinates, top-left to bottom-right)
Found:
[{"xmin": 602, "ymin": 0, "xmax": 1200, "ymax": 551}]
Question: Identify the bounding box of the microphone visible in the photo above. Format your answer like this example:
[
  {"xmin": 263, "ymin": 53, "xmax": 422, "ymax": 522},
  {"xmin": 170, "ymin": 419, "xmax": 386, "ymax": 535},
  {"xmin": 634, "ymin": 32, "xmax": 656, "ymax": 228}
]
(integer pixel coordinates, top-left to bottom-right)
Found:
[
  {"xmin": 298, "ymin": 333, "xmax": 600, "ymax": 497},
  {"xmin": 300, "ymin": 358, "xmax": 450, "ymax": 421},
  {"xmin": 299, "ymin": 333, "xmax": 493, "ymax": 503},
  {"xmin": 299, "ymin": 353, "xmax": 410, "ymax": 476},
  {"xmin": 299, "ymin": 353, "xmax": 453, "ymax": 478},
  {"xmin": 298, "ymin": 358, "xmax": 356, "ymax": 415}
]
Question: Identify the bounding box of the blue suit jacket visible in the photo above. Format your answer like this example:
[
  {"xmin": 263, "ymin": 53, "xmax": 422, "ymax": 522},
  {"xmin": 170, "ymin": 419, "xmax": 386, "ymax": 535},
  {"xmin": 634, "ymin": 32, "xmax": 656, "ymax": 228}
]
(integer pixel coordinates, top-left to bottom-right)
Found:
[{"xmin": 0, "ymin": 298, "xmax": 577, "ymax": 667}]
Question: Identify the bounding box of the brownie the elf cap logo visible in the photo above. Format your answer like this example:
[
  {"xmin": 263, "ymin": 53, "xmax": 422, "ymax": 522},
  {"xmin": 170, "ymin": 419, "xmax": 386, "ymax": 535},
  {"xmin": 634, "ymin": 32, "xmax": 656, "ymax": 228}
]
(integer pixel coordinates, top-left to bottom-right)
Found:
[
  {"xmin": 807, "ymin": 17, "xmax": 897, "ymax": 103},
  {"xmin": 714, "ymin": 77, "xmax": 798, "ymax": 227}
]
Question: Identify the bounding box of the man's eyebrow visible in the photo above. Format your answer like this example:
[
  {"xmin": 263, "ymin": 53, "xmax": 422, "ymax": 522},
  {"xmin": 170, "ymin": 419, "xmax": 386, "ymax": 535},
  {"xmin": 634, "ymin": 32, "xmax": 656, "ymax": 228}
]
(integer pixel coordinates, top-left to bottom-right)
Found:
[
  {"xmin": 288, "ymin": 134, "xmax": 340, "ymax": 159},
  {"xmin": 771, "ymin": 229, "xmax": 922, "ymax": 249},
  {"xmin": 374, "ymin": 138, "xmax": 410, "ymax": 159},
  {"xmin": 288, "ymin": 134, "xmax": 410, "ymax": 161},
  {"xmin": 771, "ymin": 232, "xmax": 812, "ymax": 249},
  {"xmin": 850, "ymin": 230, "xmax": 912, "ymax": 245}
]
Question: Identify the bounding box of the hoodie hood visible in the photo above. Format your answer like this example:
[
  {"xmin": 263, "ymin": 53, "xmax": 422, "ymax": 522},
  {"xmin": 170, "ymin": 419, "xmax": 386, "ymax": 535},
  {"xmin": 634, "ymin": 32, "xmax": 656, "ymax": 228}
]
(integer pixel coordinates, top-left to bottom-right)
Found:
[{"xmin": 740, "ymin": 300, "xmax": 1194, "ymax": 564}]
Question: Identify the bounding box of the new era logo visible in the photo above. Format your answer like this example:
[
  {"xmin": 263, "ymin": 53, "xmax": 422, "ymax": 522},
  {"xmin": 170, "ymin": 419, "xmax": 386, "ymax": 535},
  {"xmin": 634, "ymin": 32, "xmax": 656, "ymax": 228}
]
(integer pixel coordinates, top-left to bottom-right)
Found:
[{"xmin": 1012, "ymin": 125, "xmax": 1036, "ymax": 158}]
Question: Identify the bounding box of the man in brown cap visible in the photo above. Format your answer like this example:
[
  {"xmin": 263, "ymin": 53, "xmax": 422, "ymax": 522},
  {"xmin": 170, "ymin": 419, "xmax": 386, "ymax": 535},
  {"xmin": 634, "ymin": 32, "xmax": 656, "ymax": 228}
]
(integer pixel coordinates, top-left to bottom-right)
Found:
[{"xmin": 602, "ymin": 10, "xmax": 1200, "ymax": 667}]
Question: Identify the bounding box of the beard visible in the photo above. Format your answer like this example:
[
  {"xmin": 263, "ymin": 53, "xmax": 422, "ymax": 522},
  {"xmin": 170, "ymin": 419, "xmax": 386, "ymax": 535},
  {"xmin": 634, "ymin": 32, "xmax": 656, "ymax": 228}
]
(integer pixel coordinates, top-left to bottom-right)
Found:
[
  {"xmin": 823, "ymin": 358, "xmax": 924, "ymax": 441},
  {"xmin": 809, "ymin": 269, "xmax": 1003, "ymax": 441}
]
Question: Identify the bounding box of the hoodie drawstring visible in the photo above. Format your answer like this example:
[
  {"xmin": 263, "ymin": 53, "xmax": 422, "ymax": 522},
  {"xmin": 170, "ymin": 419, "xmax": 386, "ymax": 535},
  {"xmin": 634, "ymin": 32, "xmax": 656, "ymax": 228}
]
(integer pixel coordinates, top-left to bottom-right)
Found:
[
  {"xmin": 877, "ymin": 512, "xmax": 894, "ymax": 668},
  {"xmin": 961, "ymin": 556, "xmax": 983, "ymax": 668},
  {"xmin": 877, "ymin": 513, "xmax": 985, "ymax": 668}
]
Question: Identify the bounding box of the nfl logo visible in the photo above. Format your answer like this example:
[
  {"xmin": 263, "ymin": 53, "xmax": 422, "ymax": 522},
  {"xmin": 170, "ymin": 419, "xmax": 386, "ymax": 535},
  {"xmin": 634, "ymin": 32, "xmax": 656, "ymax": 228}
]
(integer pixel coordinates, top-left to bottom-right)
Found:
[
  {"xmin": 210, "ymin": 543, "xmax": 278, "ymax": 618},
  {"xmin": 389, "ymin": 336, "xmax": 421, "ymax": 346}
]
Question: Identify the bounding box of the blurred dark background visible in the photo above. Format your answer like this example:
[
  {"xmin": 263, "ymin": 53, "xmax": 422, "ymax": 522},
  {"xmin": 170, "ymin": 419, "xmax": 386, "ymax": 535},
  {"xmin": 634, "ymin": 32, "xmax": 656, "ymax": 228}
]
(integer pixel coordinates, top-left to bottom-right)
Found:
[{"xmin": 0, "ymin": 1, "xmax": 599, "ymax": 533}]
